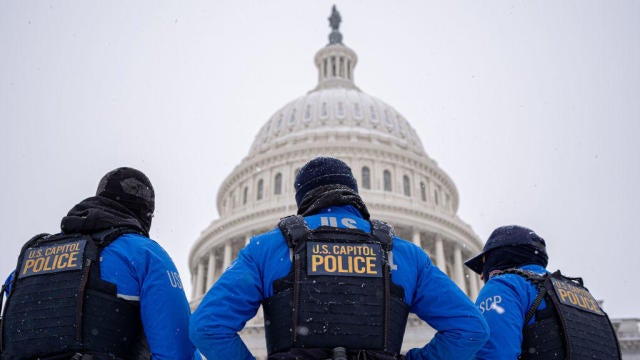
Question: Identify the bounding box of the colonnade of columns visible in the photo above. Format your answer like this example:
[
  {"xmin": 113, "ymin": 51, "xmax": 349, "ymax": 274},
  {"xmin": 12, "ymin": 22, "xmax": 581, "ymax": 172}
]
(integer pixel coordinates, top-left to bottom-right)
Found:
[
  {"xmin": 410, "ymin": 228, "xmax": 481, "ymax": 299},
  {"xmin": 192, "ymin": 236, "xmax": 248, "ymax": 299}
]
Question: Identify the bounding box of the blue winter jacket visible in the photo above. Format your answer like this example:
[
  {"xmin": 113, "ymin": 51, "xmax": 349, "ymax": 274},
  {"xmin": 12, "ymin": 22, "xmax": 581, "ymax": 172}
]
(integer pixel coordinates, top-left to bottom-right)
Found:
[
  {"xmin": 473, "ymin": 264, "xmax": 548, "ymax": 359},
  {"xmin": 190, "ymin": 205, "xmax": 489, "ymax": 360},
  {"xmin": 4, "ymin": 233, "xmax": 197, "ymax": 360}
]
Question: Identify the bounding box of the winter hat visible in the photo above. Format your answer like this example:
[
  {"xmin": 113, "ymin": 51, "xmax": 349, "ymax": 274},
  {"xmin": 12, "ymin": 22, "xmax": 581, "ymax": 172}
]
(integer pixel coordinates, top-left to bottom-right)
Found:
[
  {"xmin": 96, "ymin": 167, "xmax": 155, "ymax": 231},
  {"xmin": 465, "ymin": 225, "xmax": 547, "ymax": 275},
  {"xmin": 294, "ymin": 157, "xmax": 358, "ymax": 206}
]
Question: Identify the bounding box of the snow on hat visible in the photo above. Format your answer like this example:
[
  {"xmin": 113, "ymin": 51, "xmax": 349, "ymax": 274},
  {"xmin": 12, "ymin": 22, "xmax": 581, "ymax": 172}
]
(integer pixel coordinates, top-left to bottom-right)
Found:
[
  {"xmin": 96, "ymin": 167, "xmax": 155, "ymax": 229},
  {"xmin": 294, "ymin": 157, "xmax": 358, "ymax": 207},
  {"xmin": 465, "ymin": 225, "xmax": 547, "ymax": 275}
]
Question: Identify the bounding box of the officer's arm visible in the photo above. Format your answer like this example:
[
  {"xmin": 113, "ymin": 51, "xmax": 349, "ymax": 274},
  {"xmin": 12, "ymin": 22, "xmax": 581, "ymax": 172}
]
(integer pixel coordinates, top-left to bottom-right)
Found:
[
  {"xmin": 136, "ymin": 240, "xmax": 196, "ymax": 360},
  {"xmin": 473, "ymin": 276, "xmax": 526, "ymax": 360},
  {"xmin": 189, "ymin": 239, "xmax": 264, "ymax": 360},
  {"xmin": 405, "ymin": 248, "xmax": 489, "ymax": 360},
  {"xmin": 3, "ymin": 272, "xmax": 14, "ymax": 295}
]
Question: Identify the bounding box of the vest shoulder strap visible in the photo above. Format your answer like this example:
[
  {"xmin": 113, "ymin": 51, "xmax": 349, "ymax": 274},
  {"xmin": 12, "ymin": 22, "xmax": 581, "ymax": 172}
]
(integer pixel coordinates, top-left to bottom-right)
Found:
[
  {"xmin": 549, "ymin": 269, "xmax": 584, "ymax": 286},
  {"xmin": 19, "ymin": 232, "xmax": 51, "ymax": 253},
  {"xmin": 492, "ymin": 268, "xmax": 546, "ymax": 285},
  {"xmin": 278, "ymin": 215, "xmax": 309, "ymax": 248},
  {"xmin": 278, "ymin": 215, "xmax": 395, "ymax": 250},
  {"xmin": 491, "ymin": 268, "xmax": 549, "ymax": 326},
  {"xmin": 370, "ymin": 220, "xmax": 394, "ymax": 251},
  {"xmin": 90, "ymin": 226, "xmax": 142, "ymax": 248},
  {"xmin": 524, "ymin": 280, "xmax": 550, "ymax": 326}
]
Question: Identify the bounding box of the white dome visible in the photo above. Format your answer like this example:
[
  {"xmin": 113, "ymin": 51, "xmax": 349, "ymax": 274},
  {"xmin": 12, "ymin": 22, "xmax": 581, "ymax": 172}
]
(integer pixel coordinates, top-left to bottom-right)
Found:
[{"xmin": 249, "ymin": 87, "xmax": 426, "ymax": 157}]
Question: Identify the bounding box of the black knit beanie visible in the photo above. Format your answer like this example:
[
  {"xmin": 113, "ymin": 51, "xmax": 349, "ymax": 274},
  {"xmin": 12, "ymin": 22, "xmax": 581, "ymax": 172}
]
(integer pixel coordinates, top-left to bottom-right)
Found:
[
  {"xmin": 96, "ymin": 167, "xmax": 155, "ymax": 232},
  {"xmin": 294, "ymin": 157, "xmax": 358, "ymax": 207}
]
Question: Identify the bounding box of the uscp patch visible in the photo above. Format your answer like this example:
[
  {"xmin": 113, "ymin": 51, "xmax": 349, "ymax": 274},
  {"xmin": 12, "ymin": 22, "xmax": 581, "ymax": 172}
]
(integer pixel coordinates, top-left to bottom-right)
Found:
[
  {"xmin": 551, "ymin": 277, "xmax": 603, "ymax": 315},
  {"xmin": 19, "ymin": 240, "xmax": 86, "ymax": 278},
  {"xmin": 306, "ymin": 242, "xmax": 383, "ymax": 277}
]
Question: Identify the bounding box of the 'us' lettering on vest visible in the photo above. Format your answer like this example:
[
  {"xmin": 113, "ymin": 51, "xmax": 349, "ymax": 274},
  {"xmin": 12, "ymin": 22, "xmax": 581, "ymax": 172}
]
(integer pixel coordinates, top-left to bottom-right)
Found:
[
  {"xmin": 306, "ymin": 242, "xmax": 382, "ymax": 277},
  {"xmin": 19, "ymin": 240, "xmax": 87, "ymax": 278}
]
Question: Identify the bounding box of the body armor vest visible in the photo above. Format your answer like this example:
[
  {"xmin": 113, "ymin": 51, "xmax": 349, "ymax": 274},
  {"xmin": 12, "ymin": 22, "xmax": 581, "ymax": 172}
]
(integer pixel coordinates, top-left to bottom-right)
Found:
[
  {"xmin": 263, "ymin": 216, "xmax": 409, "ymax": 359},
  {"xmin": 1, "ymin": 228, "xmax": 146, "ymax": 360},
  {"xmin": 497, "ymin": 269, "xmax": 621, "ymax": 360}
]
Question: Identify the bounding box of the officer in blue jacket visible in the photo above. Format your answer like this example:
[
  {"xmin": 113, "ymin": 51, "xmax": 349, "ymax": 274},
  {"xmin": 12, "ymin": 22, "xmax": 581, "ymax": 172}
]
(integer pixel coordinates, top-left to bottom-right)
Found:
[
  {"xmin": 1, "ymin": 167, "xmax": 196, "ymax": 359},
  {"xmin": 465, "ymin": 225, "xmax": 620, "ymax": 360},
  {"xmin": 190, "ymin": 157, "xmax": 489, "ymax": 360}
]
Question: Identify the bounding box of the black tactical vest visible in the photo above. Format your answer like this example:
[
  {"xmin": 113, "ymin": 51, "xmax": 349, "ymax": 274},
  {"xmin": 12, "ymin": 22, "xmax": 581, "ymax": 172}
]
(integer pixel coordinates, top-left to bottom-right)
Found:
[
  {"xmin": 263, "ymin": 215, "xmax": 409, "ymax": 359},
  {"xmin": 498, "ymin": 269, "xmax": 621, "ymax": 360},
  {"xmin": 1, "ymin": 228, "xmax": 146, "ymax": 360}
]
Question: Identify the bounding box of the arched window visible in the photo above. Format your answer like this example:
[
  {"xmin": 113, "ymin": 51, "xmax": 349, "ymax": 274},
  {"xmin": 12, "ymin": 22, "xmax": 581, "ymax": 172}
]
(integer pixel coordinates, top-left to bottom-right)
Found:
[
  {"xmin": 257, "ymin": 179, "xmax": 264, "ymax": 200},
  {"xmin": 383, "ymin": 170, "xmax": 392, "ymax": 192},
  {"xmin": 304, "ymin": 104, "xmax": 312, "ymax": 122},
  {"xmin": 353, "ymin": 103, "xmax": 362, "ymax": 119},
  {"xmin": 320, "ymin": 102, "xmax": 328, "ymax": 118},
  {"xmin": 362, "ymin": 166, "xmax": 371, "ymax": 190},
  {"xmin": 384, "ymin": 109, "xmax": 394, "ymax": 128},
  {"xmin": 370, "ymin": 105, "xmax": 378, "ymax": 123},
  {"xmin": 403, "ymin": 175, "xmax": 411, "ymax": 196},
  {"xmin": 289, "ymin": 108, "xmax": 296, "ymax": 126},
  {"xmin": 242, "ymin": 186, "xmax": 248, "ymax": 205},
  {"xmin": 434, "ymin": 189, "xmax": 439, "ymax": 206},
  {"xmin": 336, "ymin": 102, "xmax": 345, "ymax": 119},
  {"xmin": 274, "ymin": 173, "xmax": 282, "ymax": 195},
  {"xmin": 420, "ymin": 182, "xmax": 426, "ymax": 201},
  {"xmin": 397, "ymin": 115, "xmax": 405, "ymax": 136}
]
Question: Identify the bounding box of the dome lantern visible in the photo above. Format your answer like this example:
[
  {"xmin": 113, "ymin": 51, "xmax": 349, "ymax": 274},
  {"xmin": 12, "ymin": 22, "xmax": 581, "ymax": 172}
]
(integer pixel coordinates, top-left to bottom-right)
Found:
[{"xmin": 313, "ymin": 6, "xmax": 358, "ymax": 91}]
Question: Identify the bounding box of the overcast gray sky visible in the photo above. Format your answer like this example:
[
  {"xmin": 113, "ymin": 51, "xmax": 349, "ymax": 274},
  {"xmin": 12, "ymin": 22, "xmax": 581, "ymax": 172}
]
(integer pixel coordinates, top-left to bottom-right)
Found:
[{"xmin": 1, "ymin": 1, "xmax": 639, "ymax": 318}]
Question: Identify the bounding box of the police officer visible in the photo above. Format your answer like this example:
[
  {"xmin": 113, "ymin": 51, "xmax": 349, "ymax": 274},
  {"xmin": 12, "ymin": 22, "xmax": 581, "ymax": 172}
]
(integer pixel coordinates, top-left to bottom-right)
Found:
[
  {"xmin": 190, "ymin": 157, "xmax": 488, "ymax": 360},
  {"xmin": 465, "ymin": 225, "xmax": 621, "ymax": 359},
  {"xmin": 1, "ymin": 167, "xmax": 196, "ymax": 359}
]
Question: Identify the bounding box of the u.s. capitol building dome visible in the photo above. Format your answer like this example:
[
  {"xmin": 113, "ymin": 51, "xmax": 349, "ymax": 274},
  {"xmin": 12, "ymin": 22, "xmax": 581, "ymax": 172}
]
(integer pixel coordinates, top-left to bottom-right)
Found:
[{"xmin": 189, "ymin": 6, "xmax": 484, "ymax": 357}]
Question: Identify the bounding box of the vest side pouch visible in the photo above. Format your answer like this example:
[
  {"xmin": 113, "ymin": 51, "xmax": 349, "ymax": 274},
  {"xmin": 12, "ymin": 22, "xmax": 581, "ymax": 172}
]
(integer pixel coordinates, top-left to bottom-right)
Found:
[
  {"xmin": 264, "ymin": 287, "xmax": 294, "ymax": 355},
  {"xmin": 387, "ymin": 283, "xmax": 408, "ymax": 353},
  {"xmin": 82, "ymin": 287, "xmax": 143, "ymax": 358},
  {"xmin": 520, "ymin": 304, "xmax": 564, "ymax": 360}
]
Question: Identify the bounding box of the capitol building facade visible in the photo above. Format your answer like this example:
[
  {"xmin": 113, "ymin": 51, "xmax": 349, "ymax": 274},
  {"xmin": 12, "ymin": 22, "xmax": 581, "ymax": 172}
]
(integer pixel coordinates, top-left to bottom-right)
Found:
[
  {"xmin": 188, "ymin": 7, "xmax": 482, "ymax": 356},
  {"xmin": 188, "ymin": 7, "xmax": 639, "ymax": 359}
]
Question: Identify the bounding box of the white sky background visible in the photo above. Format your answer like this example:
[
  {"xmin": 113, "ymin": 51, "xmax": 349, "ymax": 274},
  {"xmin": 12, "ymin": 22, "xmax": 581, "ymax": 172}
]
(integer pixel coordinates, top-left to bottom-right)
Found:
[{"xmin": 1, "ymin": 1, "xmax": 639, "ymax": 318}]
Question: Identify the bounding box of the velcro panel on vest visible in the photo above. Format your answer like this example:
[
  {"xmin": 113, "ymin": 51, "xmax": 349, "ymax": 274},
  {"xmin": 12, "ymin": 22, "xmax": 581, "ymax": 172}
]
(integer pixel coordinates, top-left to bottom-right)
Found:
[
  {"xmin": 548, "ymin": 275, "xmax": 621, "ymax": 359},
  {"xmin": 296, "ymin": 274, "xmax": 385, "ymax": 349},
  {"xmin": 3, "ymin": 236, "xmax": 89, "ymax": 358}
]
